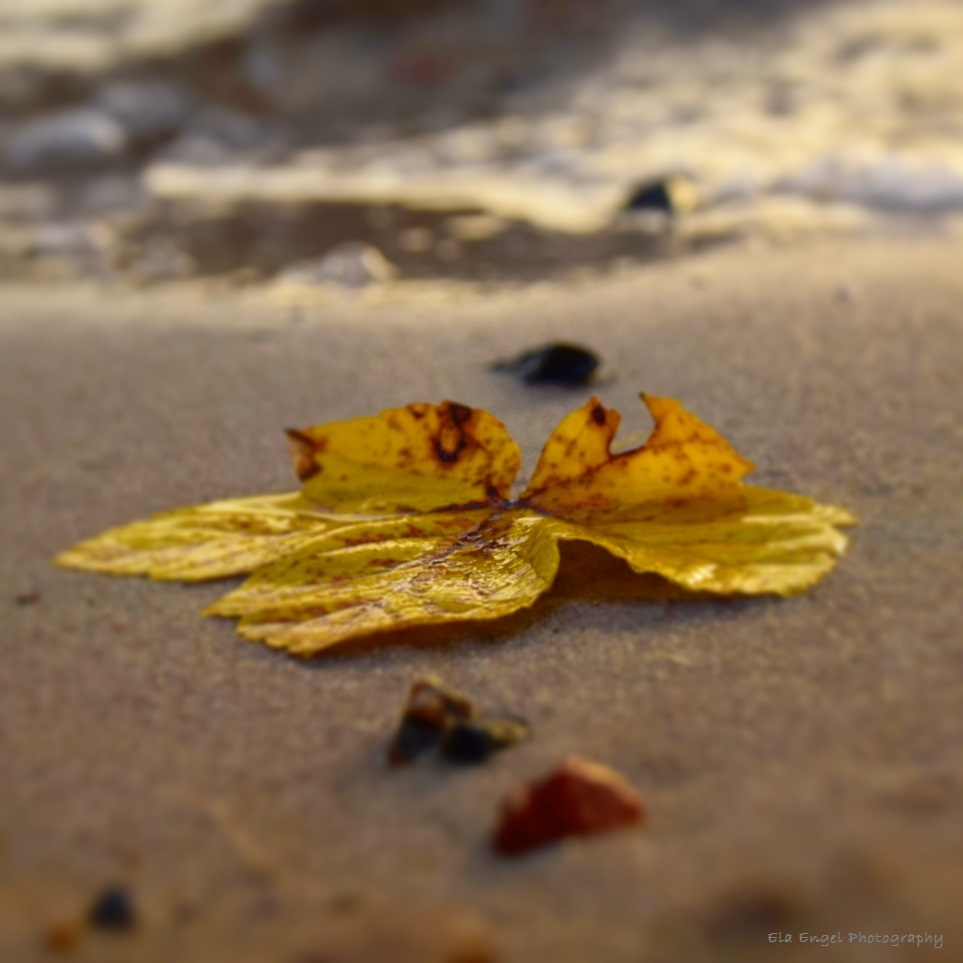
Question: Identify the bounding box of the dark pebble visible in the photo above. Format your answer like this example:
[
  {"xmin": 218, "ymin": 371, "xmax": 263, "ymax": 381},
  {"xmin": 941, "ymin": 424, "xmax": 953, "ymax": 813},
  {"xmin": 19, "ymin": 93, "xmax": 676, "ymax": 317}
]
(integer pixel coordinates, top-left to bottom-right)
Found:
[
  {"xmin": 493, "ymin": 343, "xmax": 599, "ymax": 386},
  {"xmin": 88, "ymin": 886, "xmax": 136, "ymax": 931},
  {"xmin": 441, "ymin": 717, "xmax": 530, "ymax": 765},
  {"xmin": 405, "ymin": 675, "xmax": 475, "ymax": 725},
  {"xmin": 387, "ymin": 675, "xmax": 529, "ymax": 767},
  {"xmin": 623, "ymin": 179, "xmax": 675, "ymax": 213},
  {"xmin": 386, "ymin": 675, "xmax": 477, "ymax": 766},
  {"xmin": 440, "ymin": 721, "xmax": 493, "ymax": 764},
  {"xmin": 387, "ymin": 714, "xmax": 443, "ymax": 766}
]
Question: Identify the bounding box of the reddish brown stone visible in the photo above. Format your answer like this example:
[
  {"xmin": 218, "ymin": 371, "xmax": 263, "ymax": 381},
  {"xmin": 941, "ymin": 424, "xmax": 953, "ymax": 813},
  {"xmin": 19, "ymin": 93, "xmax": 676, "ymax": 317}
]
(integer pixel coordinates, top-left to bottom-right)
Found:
[
  {"xmin": 44, "ymin": 920, "xmax": 84, "ymax": 953},
  {"xmin": 492, "ymin": 756, "xmax": 646, "ymax": 855}
]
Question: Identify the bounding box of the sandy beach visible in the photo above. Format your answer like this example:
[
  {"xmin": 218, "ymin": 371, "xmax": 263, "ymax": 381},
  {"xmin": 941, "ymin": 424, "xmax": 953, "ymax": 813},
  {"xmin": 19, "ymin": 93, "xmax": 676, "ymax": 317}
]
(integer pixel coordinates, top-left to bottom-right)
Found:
[{"xmin": 2, "ymin": 234, "xmax": 961, "ymax": 961}]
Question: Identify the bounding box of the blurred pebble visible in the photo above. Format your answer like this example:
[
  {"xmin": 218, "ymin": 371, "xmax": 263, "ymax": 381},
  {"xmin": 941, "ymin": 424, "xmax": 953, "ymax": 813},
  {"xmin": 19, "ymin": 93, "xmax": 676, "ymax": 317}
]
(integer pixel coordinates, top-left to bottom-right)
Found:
[
  {"xmin": 75, "ymin": 175, "xmax": 144, "ymax": 218},
  {"xmin": 622, "ymin": 175, "xmax": 699, "ymax": 217},
  {"xmin": 624, "ymin": 179, "xmax": 674, "ymax": 213},
  {"xmin": 44, "ymin": 920, "xmax": 83, "ymax": 952},
  {"xmin": 492, "ymin": 756, "xmax": 645, "ymax": 855},
  {"xmin": 277, "ymin": 242, "xmax": 396, "ymax": 289},
  {"xmin": 160, "ymin": 108, "xmax": 285, "ymax": 166},
  {"xmin": 835, "ymin": 282, "xmax": 860, "ymax": 302},
  {"xmin": 440, "ymin": 717, "xmax": 530, "ymax": 766},
  {"xmin": 88, "ymin": 886, "xmax": 136, "ymax": 931},
  {"xmin": 446, "ymin": 214, "xmax": 506, "ymax": 242},
  {"xmin": 27, "ymin": 223, "xmax": 110, "ymax": 268},
  {"xmin": 399, "ymin": 226, "xmax": 434, "ymax": 252},
  {"xmin": 387, "ymin": 675, "xmax": 475, "ymax": 766},
  {"xmin": 492, "ymin": 342, "xmax": 599, "ymax": 386},
  {"xmin": 6, "ymin": 109, "xmax": 126, "ymax": 173},
  {"xmin": 389, "ymin": 715, "xmax": 445, "ymax": 766},
  {"xmin": 433, "ymin": 237, "xmax": 462, "ymax": 261},
  {"xmin": 95, "ymin": 81, "xmax": 190, "ymax": 147},
  {"xmin": 127, "ymin": 238, "xmax": 194, "ymax": 284},
  {"xmin": 439, "ymin": 722, "xmax": 491, "ymax": 765},
  {"xmin": 388, "ymin": 675, "xmax": 529, "ymax": 767}
]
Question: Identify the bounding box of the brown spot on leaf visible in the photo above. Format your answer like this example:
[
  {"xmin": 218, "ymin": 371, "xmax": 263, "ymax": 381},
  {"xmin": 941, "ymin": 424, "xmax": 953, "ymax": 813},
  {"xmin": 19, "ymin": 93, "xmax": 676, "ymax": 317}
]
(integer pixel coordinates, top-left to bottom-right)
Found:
[
  {"xmin": 286, "ymin": 428, "xmax": 324, "ymax": 481},
  {"xmin": 408, "ymin": 402, "xmax": 429, "ymax": 420},
  {"xmin": 433, "ymin": 403, "xmax": 475, "ymax": 464},
  {"xmin": 368, "ymin": 558, "xmax": 400, "ymax": 569},
  {"xmin": 590, "ymin": 403, "xmax": 607, "ymax": 426},
  {"xmin": 448, "ymin": 403, "xmax": 473, "ymax": 425}
]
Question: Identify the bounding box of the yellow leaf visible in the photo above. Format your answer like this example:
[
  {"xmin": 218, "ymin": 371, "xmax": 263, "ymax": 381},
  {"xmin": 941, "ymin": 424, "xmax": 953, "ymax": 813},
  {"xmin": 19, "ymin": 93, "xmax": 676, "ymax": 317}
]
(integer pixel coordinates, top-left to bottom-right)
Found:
[
  {"xmin": 287, "ymin": 400, "xmax": 520, "ymax": 514},
  {"xmin": 521, "ymin": 394, "xmax": 755, "ymax": 515},
  {"xmin": 56, "ymin": 394, "xmax": 855, "ymax": 655},
  {"xmin": 207, "ymin": 510, "xmax": 557, "ymax": 655},
  {"xmin": 55, "ymin": 493, "xmax": 325, "ymax": 581}
]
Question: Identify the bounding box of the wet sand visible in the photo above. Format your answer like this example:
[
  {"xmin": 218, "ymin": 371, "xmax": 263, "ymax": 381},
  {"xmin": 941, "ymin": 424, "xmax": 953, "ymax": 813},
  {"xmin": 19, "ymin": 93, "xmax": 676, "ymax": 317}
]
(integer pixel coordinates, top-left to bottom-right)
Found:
[{"xmin": 2, "ymin": 236, "xmax": 962, "ymax": 962}]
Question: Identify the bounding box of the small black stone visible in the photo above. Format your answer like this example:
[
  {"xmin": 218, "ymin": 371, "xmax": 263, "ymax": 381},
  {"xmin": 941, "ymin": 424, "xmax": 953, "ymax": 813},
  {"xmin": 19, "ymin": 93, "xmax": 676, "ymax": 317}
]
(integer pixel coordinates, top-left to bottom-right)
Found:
[
  {"xmin": 386, "ymin": 715, "xmax": 443, "ymax": 766},
  {"xmin": 441, "ymin": 716, "xmax": 530, "ymax": 765},
  {"xmin": 440, "ymin": 720, "xmax": 495, "ymax": 765},
  {"xmin": 493, "ymin": 343, "xmax": 599, "ymax": 386},
  {"xmin": 88, "ymin": 886, "xmax": 136, "ymax": 931},
  {"xmin": 623, "ymin": 179, "xmax": 674, "ymax": 213}
]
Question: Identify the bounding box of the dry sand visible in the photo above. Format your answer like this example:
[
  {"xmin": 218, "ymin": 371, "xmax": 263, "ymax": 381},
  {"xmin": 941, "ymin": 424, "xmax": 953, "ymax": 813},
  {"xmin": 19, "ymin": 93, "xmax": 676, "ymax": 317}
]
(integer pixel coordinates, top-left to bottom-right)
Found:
[{"xmin": 2, "ymin": 236, "xmax": 962, "ymax": 962}]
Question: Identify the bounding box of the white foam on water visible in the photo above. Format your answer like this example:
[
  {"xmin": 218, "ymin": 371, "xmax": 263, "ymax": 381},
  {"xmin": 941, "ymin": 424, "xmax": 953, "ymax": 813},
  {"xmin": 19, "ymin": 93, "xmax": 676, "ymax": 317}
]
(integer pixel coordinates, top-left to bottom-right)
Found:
[{"xmin": 12, "ymin": 0, "xmax": 963, "ymax": 233}]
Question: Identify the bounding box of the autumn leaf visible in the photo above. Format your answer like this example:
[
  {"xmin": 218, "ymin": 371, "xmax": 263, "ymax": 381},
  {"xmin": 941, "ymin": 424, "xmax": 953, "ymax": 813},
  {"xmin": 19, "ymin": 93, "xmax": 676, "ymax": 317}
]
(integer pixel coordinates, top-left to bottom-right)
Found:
[{"xmin": 56, "ymin": 395, "xmax": 854, "ymax": 655}]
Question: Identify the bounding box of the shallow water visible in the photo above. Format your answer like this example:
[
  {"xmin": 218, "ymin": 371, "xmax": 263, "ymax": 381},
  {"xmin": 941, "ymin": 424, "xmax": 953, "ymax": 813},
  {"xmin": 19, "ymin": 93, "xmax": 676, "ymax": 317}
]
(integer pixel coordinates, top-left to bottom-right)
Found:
[{"xmin": 4, "ymin": 0, "xmax": 963, "ymax": 283}]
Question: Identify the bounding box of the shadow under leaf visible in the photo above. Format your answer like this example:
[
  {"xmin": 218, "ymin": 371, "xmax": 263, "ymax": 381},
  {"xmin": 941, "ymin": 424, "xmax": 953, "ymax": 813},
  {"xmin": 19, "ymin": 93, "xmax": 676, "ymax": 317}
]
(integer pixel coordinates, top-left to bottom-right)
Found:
[{"xmin": 288, "ymin": 540, "xmax": 738, "ymax": 664}]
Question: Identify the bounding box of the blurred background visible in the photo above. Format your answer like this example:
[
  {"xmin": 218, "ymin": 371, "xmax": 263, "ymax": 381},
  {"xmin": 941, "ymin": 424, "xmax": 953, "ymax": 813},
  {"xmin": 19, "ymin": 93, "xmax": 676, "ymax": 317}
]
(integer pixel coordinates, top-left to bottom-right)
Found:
[
  {"xmin": 4, "ymin": 8, "xmax": 963, "ymax": 961},
  {"xmin": 2, "ymin": 0, "xmax": 962, "ymax": 288}
]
